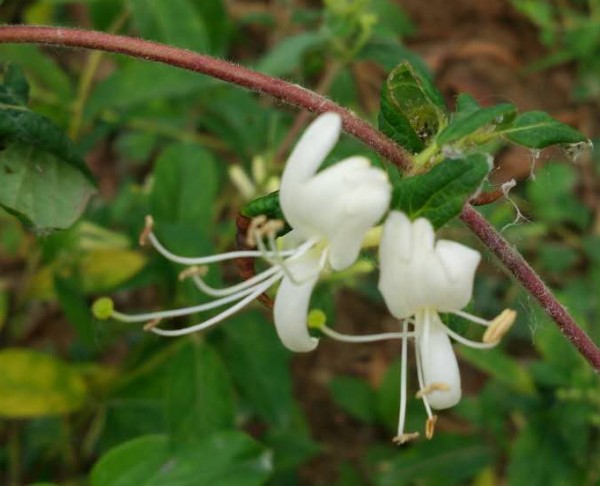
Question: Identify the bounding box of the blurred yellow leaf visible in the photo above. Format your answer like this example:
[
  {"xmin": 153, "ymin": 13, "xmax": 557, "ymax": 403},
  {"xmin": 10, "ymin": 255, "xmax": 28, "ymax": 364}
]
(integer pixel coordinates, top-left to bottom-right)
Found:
[
  {"xmin": 27, "ymin": 248, "xmax": 146, "ymax": 300},
  {"xmin": 80, "ymin": 248, "xmax": 146, "ymax": 293},
  {"xmin": 0, "ymin": 348, "xmax": 87, "ymax": 418}
]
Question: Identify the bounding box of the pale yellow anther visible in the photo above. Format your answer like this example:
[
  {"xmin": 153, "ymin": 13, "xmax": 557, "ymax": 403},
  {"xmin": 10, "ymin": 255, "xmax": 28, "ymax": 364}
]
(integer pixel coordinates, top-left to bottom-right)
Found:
[
  {"xmin": 139, "ymin": 215, "xmax": 155, "ymax": 247},
  {"xmin": 426, "ymin": 415, "xmax": 438, "ymax": 440},
  {"xmin": 245, "ymin": 215, "xmax": 268, "ymax": 247},
  {"xmin": 263, "ymin": 219, "xmax": 284, "ymax": 235},
  {"xmin": 415, "ymin": 382, "xmax": 450, "ymax": 399},
  {"xmin": 392, "ymin": 432, "xmax": 420, "ymax": 445},
  {"xmin": 143, "ymin": 318, "xmax": 161, "ymax": 331},
  {"xmin": 483, "ymin": 308, "xmax": 517, "ymax": 344},
  {"xmin": 178, "ymin": 265, "xmax": 208, "ymax": 281}
]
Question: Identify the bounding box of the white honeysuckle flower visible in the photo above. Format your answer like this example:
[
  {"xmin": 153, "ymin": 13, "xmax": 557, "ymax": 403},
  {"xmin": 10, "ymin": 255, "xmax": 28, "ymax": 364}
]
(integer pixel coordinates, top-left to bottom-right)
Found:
[
  {"xmin": 99, "ymin": 112, "xmax": 392, "ymax": 353},
  {"xmin": 377, "ymin": 210, "xmax": 516, "ymax": 445}
]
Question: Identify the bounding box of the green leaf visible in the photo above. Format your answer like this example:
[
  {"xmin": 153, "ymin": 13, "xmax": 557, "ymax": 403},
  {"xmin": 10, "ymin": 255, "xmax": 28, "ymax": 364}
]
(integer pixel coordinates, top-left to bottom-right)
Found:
[
  {"xmin": 0, "ymin": 46, "xmax": 72, "ymax": 102},
  {"xmin": 166, "ymin": 340, "xmax": 235, "ymax": 443},
  {"xmin": 150, "ymin": 142, "xmax": 218, "ymax": 255},
  {"xmin": 0, "ymin": 348, "xmax": 87, "ymax": 418},
  {"xmin": 129, "ymin": 0, "xmax": 209, "ymax": 53},
  {"xmin": 241, "ymin": 191, "xmax": 285, "ymax": 220},
  {"xmin": 455, "ymin": 93, "xmax": 481, "ymax": 113},
  {"xmin": 0, "ymin": 65, "xmax": 96, "ymax": 230},
  {"xmin": 507, "ymin": 416, "xmax": 581, "ymax": 486},
  {"xmin": 90, "ymin": 432, "xmax": 272, "ymax": 486},
  {"xmin": 256, "ymin": 32, "xmax": 328, "ymax": 76},
  {"xmin": 55, "ymin": 275, "xmax": 96, "ymax": 347},
  {"xmin": 0, "ymin": 143, "xmax": 96, "ymax": 230},
  {"xmin": 85, "ymin": 62, "xmax": 214, "ymax": 119},
  {"xmin": 151, "ymin": 143, "xmax": 218, "ymax": 226},
  {"xmin": 391, "ymin": 154, "xmax": 491, "ymax": 228},
  {"xmin": 436, "ymin": 103, "xmax": 516, "ymax": 145},
  {"xmin": 329, "ymin": 376, "xmax": 378, "ymax": 423},
  {"xmin": 0, "ymin": 63, "xmax": 29, "ymax": 105},
  {"xmin": 457, "ymin": 346, "xmax": 535, "ymax": 395},
  {"xmin": 502, "ymin": 110, "xmax": 587, "ymax": 148},
  {"xmin": 378, "ymin": 62, "xmax": 446, "ymax": 153},
  {"xmin": 219, "ymin": 312, "xmax": 294, "ymax": 428},
  {"xmin": 526, "ymin": 162, "xmax": 591, "ymax": 229},
  {"xmin": 373, "ymin": 434, "xmax": 494, "ymax": 486}
]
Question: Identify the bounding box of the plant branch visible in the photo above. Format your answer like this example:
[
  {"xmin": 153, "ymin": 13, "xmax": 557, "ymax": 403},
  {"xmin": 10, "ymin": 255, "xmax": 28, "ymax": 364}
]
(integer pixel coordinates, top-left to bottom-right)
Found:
[
  {"xmin": 0, "ymin": 25, "xmax": 598, "ymax": 371},
  {"xmin": 0, "ymin": 25, "xmax": 412, "ymax": 172},
  {"xmin": 461, "ymin": 205, "xmax": 600, "ymax": 371}
]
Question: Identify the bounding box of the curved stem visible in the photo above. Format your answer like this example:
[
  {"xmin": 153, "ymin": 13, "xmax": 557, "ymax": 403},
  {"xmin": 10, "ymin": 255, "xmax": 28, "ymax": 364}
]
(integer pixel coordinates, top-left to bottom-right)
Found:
[
  {"xmin": 461, "ymin": 205, "xmax": 600, "ymax": 371},
  {"xmin": 0, "ymin": 25, "xmax": 598, "ymax": 371},
  {"xmin": 0, "ymin": 25, "xmax": 412, "ymax": 172}
]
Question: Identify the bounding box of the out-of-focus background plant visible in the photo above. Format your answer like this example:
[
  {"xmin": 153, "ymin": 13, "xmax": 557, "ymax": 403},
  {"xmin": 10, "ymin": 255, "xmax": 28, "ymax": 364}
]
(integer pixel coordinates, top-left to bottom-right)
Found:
[{"xmin": 0, "ymin": 0, "xmax": 600, "ymax": 485}]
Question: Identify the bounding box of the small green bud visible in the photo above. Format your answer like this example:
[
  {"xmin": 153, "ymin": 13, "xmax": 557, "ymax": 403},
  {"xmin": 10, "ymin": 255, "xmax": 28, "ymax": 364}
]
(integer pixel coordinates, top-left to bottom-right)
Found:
[
  {"xmin": 92, "ymin": 297, "xmax": 114, "ymax": 320},
  {"xmin": 308, "ymin": 309, "xmax": 327, "ymax": 329}
]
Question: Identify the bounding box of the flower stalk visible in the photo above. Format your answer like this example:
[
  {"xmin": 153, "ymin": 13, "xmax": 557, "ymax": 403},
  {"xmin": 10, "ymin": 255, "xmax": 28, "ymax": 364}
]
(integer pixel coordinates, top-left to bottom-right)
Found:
[{"xmin": 0, "ymin": 25, "xmax": 598, "ymax": 371}]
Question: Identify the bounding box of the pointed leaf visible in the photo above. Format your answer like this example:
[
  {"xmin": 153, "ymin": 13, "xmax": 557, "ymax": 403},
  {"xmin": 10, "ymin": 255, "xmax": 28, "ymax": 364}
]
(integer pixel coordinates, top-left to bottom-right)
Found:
[
  {"xmin": 0, "ymin": 348, "xmax": 87, "ymax": 418},
  {"xmin": 391, "ymin": 154, "xmax": 491, "ymax": 228},
  {"xmin": 436, "ymin": 103, "xmax": 516, "ymax": 145},
  {"xmin": 378, "ymin": 62, "xmax": 446, "ymax": 153},
  {"xmin": 91, "ymin": 432, "xmax": 272, "ymax": 486},
  {"xmin": 219, "ymin": 312, "xmax": 294, "ymax": 428},
  {"xmin": 502, "ymin": 110, "xmax": 587, "ymax": 148},
  {"xmin": 0, "ymin": 143, "xmax": 96, "ymax": 230},
  {"xmin": 166, "ymin": 340, "xmax": 235, "ymax": 443}
]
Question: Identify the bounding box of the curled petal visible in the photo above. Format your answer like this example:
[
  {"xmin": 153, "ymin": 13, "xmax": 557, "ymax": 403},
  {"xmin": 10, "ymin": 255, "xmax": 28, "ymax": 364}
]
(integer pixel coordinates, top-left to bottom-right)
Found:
[
  {"xmin": 280, "ymin": 112, "xmax": 342, "ymax": 218},
  {"xmin": 273, "ymin": 274, "xmax": 319, "ymax": 353},
  {"xmin": 418, "ymin": 313, "xmax": 461, "ymax": 409},
  {"xmin": 435, "ymin": 240, "xmax": 481, "ymax": 311},
  {"xmin": 379, "ymin": 211, "xmax": 480, "ymax": 317},
  {"xmin": 284, "ymin": 156, "xmax": 391, "ymax": 268}
]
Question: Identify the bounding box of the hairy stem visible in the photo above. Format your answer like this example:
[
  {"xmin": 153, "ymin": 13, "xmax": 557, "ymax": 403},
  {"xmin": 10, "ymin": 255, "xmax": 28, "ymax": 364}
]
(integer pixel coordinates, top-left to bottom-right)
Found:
[
  {"xmin": 0, "ymin": 25, "xmax": 411, "ymax": 171},
  {"xmin": 0, "ymin": 25, "xmax": 598, "ymax": 371},
  {"xmin": 461, "ymin": 206, "xmax": 600, "ymax": 370}
]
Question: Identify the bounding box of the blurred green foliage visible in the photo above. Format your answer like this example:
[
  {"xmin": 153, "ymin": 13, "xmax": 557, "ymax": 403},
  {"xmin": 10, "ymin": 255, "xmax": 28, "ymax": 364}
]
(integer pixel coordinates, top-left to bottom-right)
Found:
[{"xmin": 0, "ymin": 1, "xmax": 599, "ymax": 486}]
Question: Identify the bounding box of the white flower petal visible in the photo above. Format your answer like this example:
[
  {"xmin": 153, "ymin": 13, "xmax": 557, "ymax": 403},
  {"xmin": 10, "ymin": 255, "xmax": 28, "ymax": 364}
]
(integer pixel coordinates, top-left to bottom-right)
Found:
[
  {"xmin": 379, "ymin": 211, "xmax": 480, "ymax": 316},
  {"xmin": 418, "ymin": 313, "xmax": 461, "ymax": 409},
  {"xmin": 282, "ymin": 154, "xmax": 391, "ymax": 268},
  {"xmin": 273, "ymin": 274, "xmax": 319, "ymax": 353},
  {"xmin": 435, "ymin": 240, "xmax": 481, "ymax": 311},
  {"xmin": 280, "ymin": 113, "xmax": 342, "ymax": 225}
]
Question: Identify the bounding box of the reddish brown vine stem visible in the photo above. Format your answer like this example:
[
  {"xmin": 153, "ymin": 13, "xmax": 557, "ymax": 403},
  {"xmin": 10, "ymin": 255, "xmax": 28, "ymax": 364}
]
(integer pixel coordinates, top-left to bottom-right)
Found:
[
  {"xmin": 0, "ymin": 25, "xmax": 412, "ymax": 171},
  {"xmin": 1, "ymin": 25, "xmax": 599, "ymax": 372}
]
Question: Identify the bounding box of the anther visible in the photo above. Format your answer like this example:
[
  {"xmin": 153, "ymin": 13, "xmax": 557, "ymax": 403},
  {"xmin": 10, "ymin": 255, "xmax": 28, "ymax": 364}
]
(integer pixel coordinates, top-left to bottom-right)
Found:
[
  {"xmin": 139, "ymin": 215, "xmax": 155, "ymax": 246},
  {"xmin": 426, "ymin": 415, "xmax": 438, "ymax": 440},
  {"xmin": 392, "ymin": 432, "xmax": 419, "ymax": 445},
  {"xmin": 263, "ymin": 219, "xmax": 284, "ymax": 236},
  {"xmin": 245, "ymin": 215, "xmax": 268, "ymax": 247},
  {"xmin": 143, "ymin": 318, "xmax": 162, "ymax": 331},
  {"xmin": 483, "ymin": 309, "xmax": 517, "ymax": 344},
  {"xmin": 178, "ymin": 265, "xmax": 208, "ymax": 281},
  {"xmin": 416, "ymin": 382, "xmax": 450, "ymax": 399}
]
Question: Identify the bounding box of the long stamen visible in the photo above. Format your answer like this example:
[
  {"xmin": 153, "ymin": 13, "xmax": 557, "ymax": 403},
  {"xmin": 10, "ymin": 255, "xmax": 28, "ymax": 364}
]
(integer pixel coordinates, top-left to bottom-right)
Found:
[
  {"xmin": 319, "ymin": 324, "xmax": 415, "ymax": 343},
  {"xmin": 257, "ymin": 230, "xmax": 321, "ymax": 286},
  {"xmin": 112, "ymin": 274, "xmax": 277, "ymax": 323},
  {"xmin": 148, "ymin": 230, "xmax": 295, "ymax": 265},
  {"xmin": 393, "ymin": 320, "xmax": 419, "ymax": 445},
  {"xmin": 449, "ymin": 309, "xmax": 491, "ymax": 326},
  {"xmin": 150, "ymin": 273, "xmax": 280, "ymax": 336},
  {"xmin": 440, "ymin": 322, "xmax": 498, "ymax": 349},
  {"xmin": 184, "ymin": 265, "xmax": 283, "ymax": 297}
]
